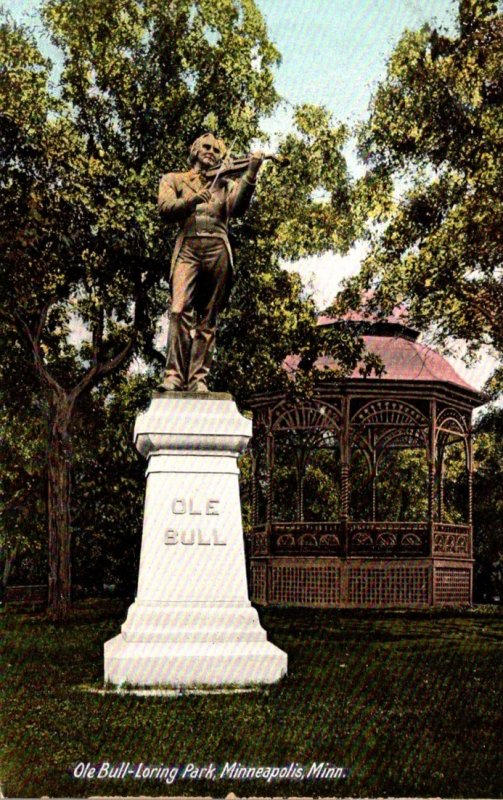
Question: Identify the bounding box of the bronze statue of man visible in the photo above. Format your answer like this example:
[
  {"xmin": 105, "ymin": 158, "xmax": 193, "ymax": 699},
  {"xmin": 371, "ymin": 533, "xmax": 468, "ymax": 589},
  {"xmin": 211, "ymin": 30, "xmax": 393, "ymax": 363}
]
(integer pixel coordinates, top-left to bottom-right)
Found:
[{"xmin": 158, "ymin": 132, "xmax": 263, "ymax": 392}]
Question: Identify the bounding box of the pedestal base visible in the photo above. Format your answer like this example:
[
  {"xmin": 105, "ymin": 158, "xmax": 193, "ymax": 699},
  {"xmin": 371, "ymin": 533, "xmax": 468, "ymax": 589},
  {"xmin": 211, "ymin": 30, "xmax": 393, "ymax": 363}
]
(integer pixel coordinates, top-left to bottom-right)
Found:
[
  {"xmin": 104, "ymin": 602, "xmax": 287, "ymax": 686},
  {"xmin": 104, "ymin": 394, "xmax": 287, "ymax": 687}
]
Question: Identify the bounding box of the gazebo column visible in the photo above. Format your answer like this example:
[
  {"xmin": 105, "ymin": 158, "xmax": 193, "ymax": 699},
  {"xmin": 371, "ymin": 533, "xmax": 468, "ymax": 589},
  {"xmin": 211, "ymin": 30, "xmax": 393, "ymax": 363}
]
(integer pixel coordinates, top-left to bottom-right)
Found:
[
  {"xmin": 266, "ymin": 430, "xmax": 275, "ymax": 527},
  {"xmin": 467, "ymin": 433, "xmax": 474, "ymax": 558},
  {"xmin": 371, "ymin": 450, "xmax": 378, "ymax": 522},
  {"xmin": 428, "ymin": 400, "xmax": 437, "ymax": 555},
  {"xmin": 251, "ymin": 444, "xmax": 259, "ymax": 527},
  {"xmin": 467, "ymin": 434, "xmax": 473, "ymax": 525},
  {"xmin": 296, "ymin": 447, "xmax": 306, "ymax": 522},
  {"xmin": 437, "ymin": 448, "xmax": 444, "ymax": 523},
  {"xmin": 297, "ymin": 475, "xmax": 305, "ymax": 522},
  {"xmin": 340, "ymin": 397, "xmax": 350, "ymax": 556},
  {"xmin": 341, "ymin": 464, "xmax": 349, "ymax": 514}
]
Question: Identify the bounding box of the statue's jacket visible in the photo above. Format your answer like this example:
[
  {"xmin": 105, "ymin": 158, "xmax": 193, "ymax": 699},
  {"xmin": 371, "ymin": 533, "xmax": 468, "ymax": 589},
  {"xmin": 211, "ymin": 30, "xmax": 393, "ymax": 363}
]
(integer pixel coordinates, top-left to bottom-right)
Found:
[{"xmin": 158, "ymin": 168, "xmax": 256, "ymax": 280}]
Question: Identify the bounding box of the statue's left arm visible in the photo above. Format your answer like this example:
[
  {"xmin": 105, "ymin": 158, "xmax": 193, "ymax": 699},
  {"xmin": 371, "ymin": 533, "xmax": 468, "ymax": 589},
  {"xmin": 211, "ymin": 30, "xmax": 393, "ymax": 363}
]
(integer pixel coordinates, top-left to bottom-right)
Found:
[{"xmin": 227, "ymin": 153, "xmax": 263, "ymax": 218}]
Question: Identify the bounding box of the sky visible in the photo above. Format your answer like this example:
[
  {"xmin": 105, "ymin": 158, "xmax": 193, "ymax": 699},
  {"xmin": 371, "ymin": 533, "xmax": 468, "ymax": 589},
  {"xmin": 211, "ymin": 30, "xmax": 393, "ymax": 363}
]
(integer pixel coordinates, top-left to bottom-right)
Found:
[
  {"xmin": 4, "ymin": 0, "xmax": 497, "ymax": 391},
  {"xmin": 257, "ymin": 0, "xmax": 456, "ymax": 131}
]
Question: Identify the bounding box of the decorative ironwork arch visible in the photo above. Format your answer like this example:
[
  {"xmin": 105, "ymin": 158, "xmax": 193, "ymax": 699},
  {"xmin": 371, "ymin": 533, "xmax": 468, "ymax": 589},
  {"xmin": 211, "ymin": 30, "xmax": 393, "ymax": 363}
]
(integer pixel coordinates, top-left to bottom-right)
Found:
[
  {"xmin": 276, "ymin": 426, "xmax": 340, "ymax": 448},
  {"xmin": 311, "ymin": 428, "xmax": 341, "ymax": 450},
  {"xmin": 272, "ymin": 400, "xmax": 342, "ymax": 432},
  {"xmin": 437, "ymin": 429, "xmax": 470, "ymax": 467},
  {"xmin": 351, "ymin": 399, "xmax": 427, "ymax": 428},
  {"xmin": 375, "ymin": 428, "xmax": 429, "ymax": 467},
  {"xmin": 348, "ymin": 443, "xmax": 376, "ymax": 504},
  {"xmin": 436, "ymin": 408, "xmax": 470, "ymax": 470},
  {"xmin": 436, "ymin": 407, "xmax": 469, "ymax": 438}
]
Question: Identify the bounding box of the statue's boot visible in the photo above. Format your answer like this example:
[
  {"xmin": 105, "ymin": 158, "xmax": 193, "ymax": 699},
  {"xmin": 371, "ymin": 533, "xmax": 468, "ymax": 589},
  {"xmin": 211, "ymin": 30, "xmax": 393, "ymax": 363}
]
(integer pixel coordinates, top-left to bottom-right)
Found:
[
  {"xmin": 158, "ymin": 311, "xmax": 193, "ymax": 391},
  {"xmin": 187, "ymin": 326, "xmax": 215, "ymax": 392}
]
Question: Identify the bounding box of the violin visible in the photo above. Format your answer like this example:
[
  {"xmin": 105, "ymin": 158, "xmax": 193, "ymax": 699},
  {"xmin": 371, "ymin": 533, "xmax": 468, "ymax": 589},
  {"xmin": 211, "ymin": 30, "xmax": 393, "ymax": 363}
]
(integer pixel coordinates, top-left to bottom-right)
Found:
[{"xmin": 205, "ymin": 153, "xmax": 290, "ymax": 183}]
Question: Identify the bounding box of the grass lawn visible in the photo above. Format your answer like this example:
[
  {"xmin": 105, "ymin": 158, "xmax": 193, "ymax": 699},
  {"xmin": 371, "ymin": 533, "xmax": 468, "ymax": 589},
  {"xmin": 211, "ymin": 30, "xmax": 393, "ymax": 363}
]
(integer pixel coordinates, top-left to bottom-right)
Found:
[{"xmin": 1, "ymin": 600, "xmax": 502, "ymax": 798}]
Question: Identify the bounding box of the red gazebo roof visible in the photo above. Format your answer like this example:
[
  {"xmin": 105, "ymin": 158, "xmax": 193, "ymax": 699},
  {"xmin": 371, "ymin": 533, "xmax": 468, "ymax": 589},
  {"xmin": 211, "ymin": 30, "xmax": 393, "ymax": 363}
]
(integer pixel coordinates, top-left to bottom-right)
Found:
[{"xmin": 283, "ymin": 309, "xmax": 483, "ymax": 400}]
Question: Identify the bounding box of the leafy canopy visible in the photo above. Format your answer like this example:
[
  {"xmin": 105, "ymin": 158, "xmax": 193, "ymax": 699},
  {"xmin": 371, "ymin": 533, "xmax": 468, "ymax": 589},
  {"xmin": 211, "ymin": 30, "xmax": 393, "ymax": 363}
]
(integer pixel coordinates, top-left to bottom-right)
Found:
[{"xmin": 339, "ymin": 0, "xmax": 502, "ymax": 357}]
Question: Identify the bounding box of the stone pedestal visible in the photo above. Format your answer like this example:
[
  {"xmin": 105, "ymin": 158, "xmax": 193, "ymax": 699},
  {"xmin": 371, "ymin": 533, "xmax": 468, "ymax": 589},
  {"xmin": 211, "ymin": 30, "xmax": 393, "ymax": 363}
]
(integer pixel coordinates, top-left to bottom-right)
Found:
[{"xmin": 104, "ymin": 392, "xmax": 287, "ymax": 686}]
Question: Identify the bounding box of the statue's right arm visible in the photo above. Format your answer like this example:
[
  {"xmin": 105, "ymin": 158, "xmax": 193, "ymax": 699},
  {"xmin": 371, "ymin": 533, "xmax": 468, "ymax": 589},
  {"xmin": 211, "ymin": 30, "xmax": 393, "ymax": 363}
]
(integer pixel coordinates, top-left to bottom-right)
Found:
[{"xmin": 158, "ymin": 174, "xmax": 195, "ymax": 221}]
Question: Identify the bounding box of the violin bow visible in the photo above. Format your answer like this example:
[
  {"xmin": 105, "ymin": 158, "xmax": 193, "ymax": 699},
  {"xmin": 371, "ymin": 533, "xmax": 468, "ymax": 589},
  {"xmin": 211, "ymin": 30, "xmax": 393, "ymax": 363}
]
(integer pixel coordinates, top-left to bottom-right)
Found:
[{"xmin": 209, "ymin": 135, "xmax": 238, "ymax": 191}]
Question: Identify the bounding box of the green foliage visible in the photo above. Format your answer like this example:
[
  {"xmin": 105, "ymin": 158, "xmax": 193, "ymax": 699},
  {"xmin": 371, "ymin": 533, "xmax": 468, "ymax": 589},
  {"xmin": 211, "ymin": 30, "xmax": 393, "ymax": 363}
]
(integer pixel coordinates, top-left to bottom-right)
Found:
[
  {"xmin": 351, "ymin": 448, "xmax": 429, "ymax": 523},
  {"xmin": 472, "ymin": 407, "xmax": 503, "ymax": 600},
  {"xmin": 69, "ymin": 373, "xmax": 156, "ymax": 597},
  {"xmin": 1, "ymin": 604, "xmax": 503, "ymax": 797},
  {"xmin": 443, "ymin": 441, "xmax": 469, "ymax": 524},
  {"xmin": 0, "ymin": 324, "xmax": 48, "ymax": 591},
  {"xmin": 266, "ymin": 436, "xmax": 342, "ymax": 523},
  {"xmin": 42, "ymin": 0, "xmax": 280, "ymax": 163},
  {"xmin": 340, "ymin": 1, "xmax": 503, "ymax": 356},
  {"xmin": 0, "ymin": 425, "xmax": 46, "ymax": 590},
  {"xmin": 0, "ymin": 358, "xmax": 154, "ymax": 597}
]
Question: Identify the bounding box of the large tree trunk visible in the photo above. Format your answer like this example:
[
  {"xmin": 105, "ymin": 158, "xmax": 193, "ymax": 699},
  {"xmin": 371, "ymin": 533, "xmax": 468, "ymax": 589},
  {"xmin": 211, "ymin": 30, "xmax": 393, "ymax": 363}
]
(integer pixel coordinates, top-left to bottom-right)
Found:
[
  {"xmin": 1, "ymin": 545, "xmax": 18, "ymax": 602},
  {"xmin": 47, "ymin": 397, "xmax": 73, "ymax": 619}
]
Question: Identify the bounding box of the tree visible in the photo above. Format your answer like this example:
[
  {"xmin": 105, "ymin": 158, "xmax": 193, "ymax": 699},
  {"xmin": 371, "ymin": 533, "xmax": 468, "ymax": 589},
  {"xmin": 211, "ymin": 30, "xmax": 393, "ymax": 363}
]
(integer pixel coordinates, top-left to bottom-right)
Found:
[
  {"xmin": 1, "ymin": 5, "xmax": 368, "ymax": 616},
  {"xmin": 338, "ymin": 0, "xmax": 503, "ymax": 356},
  {"xmin": 0, "ymin": 1, "xmax": 281, "ymax": 616}
]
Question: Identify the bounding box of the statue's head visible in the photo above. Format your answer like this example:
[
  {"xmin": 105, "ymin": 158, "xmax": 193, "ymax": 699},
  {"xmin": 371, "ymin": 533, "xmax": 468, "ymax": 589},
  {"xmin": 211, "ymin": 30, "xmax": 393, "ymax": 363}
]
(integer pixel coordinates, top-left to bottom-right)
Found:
[{"xmin": 188, "ymin": 132, "xmax": 226, "ymax": 170}]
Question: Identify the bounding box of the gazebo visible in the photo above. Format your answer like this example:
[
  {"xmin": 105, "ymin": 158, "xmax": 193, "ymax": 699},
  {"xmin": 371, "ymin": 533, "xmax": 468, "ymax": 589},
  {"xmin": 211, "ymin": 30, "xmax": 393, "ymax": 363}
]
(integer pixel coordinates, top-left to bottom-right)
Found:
[{"xmin": 246, "ymin": 309, "xmax": 485, "ymax": 608}]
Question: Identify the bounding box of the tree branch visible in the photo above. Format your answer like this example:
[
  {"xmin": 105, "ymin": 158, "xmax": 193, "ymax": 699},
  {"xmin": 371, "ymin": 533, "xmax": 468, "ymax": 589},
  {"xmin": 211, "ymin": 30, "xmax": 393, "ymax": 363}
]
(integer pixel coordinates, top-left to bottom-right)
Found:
[
  {"xmin": 11, "ymin": 303, "xmax": 65, "ymax": 399},
  {"xmin": 67, "ymin": 336, "xmax": 136, "ymax": 404},
  {"xmin": 91, "ymin": 307, "xmax": 104, "ymax": 368},
  {"xmin": 97, "ymin": 330, "xmax": 137, "ymax": 379},
  {"xmin": 34, "ymin": 300, "xmax": 53, "ymax": 344}
]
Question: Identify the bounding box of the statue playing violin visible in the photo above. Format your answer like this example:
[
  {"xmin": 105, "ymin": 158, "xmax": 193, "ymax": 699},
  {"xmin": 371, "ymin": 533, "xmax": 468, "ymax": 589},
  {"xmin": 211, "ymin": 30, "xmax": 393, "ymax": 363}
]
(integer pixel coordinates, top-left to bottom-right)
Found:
[{"xmin": 157, "ymin": 132, "xmax": 266, "ymax": 393}]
